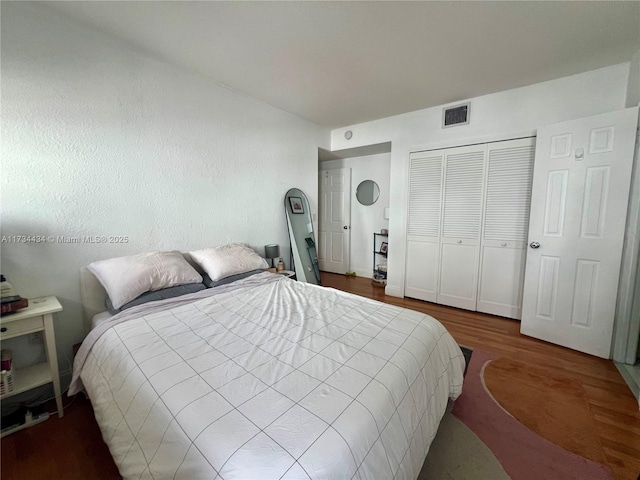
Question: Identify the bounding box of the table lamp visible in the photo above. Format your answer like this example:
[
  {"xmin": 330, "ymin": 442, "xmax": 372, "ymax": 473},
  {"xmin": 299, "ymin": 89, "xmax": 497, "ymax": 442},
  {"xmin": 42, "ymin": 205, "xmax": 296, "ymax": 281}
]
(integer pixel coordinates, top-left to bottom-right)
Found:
[{"xmin": 264, "ymin": 244, "xmax": 280, "ymax": 268}]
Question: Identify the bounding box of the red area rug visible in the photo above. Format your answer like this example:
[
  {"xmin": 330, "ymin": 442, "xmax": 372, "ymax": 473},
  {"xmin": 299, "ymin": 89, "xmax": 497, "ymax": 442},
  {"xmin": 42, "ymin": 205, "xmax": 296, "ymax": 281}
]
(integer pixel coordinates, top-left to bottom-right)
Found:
[{"xmin": 452, "ymin": 349, "xmax": 613, "ymax": 480}]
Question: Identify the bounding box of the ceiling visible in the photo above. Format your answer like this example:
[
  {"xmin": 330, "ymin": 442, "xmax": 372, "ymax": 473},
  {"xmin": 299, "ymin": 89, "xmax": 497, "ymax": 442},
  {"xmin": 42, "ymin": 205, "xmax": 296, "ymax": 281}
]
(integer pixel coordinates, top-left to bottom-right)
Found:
[{"xmin": 41, "ymin": 1, "xmax": 640, "ymax": 129}]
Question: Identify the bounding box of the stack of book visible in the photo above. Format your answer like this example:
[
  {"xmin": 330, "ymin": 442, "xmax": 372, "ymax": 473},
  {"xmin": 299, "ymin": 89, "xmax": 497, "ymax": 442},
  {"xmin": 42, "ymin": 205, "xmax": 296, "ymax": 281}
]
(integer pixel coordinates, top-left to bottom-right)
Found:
[
  {"xmin": 1, "ymin": 296, "xmax": 28, "ymax": 316},
  {"xmin": 1, "ymin": 275, "xmax": 28, "ymax": 315}
]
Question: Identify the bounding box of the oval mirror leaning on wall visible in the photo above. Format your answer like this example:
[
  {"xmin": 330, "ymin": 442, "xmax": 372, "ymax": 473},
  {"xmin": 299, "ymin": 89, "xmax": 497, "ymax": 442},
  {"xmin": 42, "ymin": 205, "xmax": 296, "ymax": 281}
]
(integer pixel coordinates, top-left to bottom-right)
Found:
[
  {"xmin": 284, "ymin": 188, "xmax": 321, "ymax": 285},
  {"xmin": 356, "ymin": 180, "xmax": 380, "ymax": 206}
]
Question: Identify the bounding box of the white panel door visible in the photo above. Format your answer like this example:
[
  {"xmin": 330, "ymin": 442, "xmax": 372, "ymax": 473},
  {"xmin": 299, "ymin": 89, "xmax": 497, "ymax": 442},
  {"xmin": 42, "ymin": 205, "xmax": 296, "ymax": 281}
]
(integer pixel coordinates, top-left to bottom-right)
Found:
[
  {"xmin": 438, "ymin": 145, "xmax": 486, "ymax": 310},
  {"xmin": 477, "ymin": 138, "xmax": 535, "ymax": 319},
  {"xmin": 521, "ymin": 107, "xmax": 639, "ymax": 358},
  {"xmin": 318, "ymin": 168, "xmax": 351, "ymax": 274},
  {"xmin": 405, "ymin": 151, "xmax": 444, "ymax": 302}
]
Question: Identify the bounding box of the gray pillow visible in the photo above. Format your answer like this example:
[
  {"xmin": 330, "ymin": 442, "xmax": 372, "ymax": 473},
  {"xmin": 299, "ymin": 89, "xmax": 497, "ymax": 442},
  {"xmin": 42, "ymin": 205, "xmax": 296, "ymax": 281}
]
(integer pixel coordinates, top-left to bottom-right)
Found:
[
  {"xmin": 202, "ymin": 269, "xmax": 264, "ymax": 288},
  {"xmin": 106, "ymin": 283, "xmax": 206, "ymax": 315}
]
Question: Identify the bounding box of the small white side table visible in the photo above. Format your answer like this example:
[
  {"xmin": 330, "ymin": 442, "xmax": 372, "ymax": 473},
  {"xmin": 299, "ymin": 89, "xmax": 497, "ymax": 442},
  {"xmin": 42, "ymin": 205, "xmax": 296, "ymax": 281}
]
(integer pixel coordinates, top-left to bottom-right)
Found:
[
  {"xmin": 0, "ymin": 296, "xmax": 63, "ymax": 436},
  {"xmin": 277, "ymin": 270, "xmax": 296, "ymax": 279}
]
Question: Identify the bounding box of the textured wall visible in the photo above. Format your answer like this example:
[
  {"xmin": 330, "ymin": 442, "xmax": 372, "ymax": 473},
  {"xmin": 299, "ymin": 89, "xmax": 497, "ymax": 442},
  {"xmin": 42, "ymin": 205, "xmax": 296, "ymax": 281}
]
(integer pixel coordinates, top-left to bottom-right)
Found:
[{"xmin": 1, "ymin": 3, "xmax": 329, "ymax": 388}]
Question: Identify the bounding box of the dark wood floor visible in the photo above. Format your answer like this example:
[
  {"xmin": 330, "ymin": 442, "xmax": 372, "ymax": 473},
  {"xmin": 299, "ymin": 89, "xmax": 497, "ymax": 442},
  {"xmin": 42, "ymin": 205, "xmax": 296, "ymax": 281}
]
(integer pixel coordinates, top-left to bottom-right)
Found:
[{"xmin": 2, "ymin": 273, "xmax": 639, "ymax": 479}]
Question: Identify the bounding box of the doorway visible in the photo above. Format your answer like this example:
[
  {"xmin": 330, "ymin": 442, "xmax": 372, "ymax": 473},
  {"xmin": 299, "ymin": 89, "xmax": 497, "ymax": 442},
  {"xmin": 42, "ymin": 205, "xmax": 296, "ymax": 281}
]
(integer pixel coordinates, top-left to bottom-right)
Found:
[
  {"xmin": 318, "ymin": 144, "xmax": 391, "ymax": 277},
  {"xmin": 317, "ymin": 167, "xmax": 351, "ymax": 274}
]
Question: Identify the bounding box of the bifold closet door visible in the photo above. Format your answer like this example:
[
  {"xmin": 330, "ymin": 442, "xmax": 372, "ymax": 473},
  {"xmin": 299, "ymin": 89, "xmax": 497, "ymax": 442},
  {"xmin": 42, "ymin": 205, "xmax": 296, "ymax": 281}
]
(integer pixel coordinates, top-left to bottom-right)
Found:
[
  {"xmin": 405, "ymin": 151, "xmax": 444, "ymax": 302},
  {"xmin": 477, "ymin": 138, "xmax": 535, "ymax": 319},
  {"xmin": 437, "ymin": 145, "xmax": 486, "ymax": 310}
]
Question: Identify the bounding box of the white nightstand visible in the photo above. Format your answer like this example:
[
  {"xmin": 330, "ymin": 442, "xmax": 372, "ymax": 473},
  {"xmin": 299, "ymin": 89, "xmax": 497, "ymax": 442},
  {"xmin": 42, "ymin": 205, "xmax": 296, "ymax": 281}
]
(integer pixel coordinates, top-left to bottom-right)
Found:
[
  {"xmin": 0, "ymin": 296, "xmax": 63, "ymax": 436},
  {"xmin": 277, "ymin": 270, "xmax": 296, "ymax": 279}
]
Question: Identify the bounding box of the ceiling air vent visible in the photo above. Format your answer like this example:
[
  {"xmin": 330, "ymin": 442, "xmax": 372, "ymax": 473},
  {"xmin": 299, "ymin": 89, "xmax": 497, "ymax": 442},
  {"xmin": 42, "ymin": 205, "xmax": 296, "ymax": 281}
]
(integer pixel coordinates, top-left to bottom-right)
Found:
[{"xmin": 442, "ymin": 102, "xmax": 470, "ymax": 128}]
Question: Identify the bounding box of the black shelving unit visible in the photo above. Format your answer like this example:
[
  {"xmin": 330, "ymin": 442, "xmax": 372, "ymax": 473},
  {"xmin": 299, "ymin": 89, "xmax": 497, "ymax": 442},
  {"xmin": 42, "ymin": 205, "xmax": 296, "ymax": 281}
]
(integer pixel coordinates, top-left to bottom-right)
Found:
[{"xmin": 373, "ymin": 232, "xmax": 388, "ymax": 282}]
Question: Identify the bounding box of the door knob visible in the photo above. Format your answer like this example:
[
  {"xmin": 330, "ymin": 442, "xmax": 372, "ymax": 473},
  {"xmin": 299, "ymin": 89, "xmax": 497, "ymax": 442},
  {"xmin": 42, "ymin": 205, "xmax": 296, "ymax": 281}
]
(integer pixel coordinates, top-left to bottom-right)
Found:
[
  {"xmin": 529, "ymin": 241, "xmax": 540, "ymax": 249},
  {"xmin": 343, "ymin": 226, "xmax": 348, "ymax": 230}
]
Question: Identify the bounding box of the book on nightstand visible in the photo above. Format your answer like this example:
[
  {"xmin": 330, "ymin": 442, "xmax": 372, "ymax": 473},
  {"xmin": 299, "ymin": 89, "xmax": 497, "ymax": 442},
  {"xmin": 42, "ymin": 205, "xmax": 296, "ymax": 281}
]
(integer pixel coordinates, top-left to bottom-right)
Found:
[
  {"xmin": 0, "ymin": 297, "xmax": 29, "ymax": 315},
  {"xmin": 1, "ymin": 275, "xmax": 28, "ymax": 315}
]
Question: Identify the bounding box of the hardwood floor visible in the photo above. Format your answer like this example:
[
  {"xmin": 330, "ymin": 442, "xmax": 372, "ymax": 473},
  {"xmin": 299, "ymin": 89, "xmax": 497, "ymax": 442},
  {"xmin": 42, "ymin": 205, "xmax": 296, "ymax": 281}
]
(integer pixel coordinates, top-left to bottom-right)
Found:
[
  {"xmin": 1, "ymin": 273, "xmax": 638, "ymax": 479},
  {"xmin": 321, "ymin": 273, "xmax": 640, "ymax": 480},
  {"xmin": 1, "ymin": 394, "xmax": 120, "ymax": 480}
]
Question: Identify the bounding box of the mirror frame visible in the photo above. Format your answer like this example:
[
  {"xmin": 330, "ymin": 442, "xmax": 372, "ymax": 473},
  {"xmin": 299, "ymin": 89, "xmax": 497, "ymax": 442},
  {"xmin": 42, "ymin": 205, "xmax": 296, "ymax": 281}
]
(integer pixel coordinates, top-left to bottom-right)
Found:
[{"xmin": 355, "ymin": 180, "xmax": 380, "ymax": 206}]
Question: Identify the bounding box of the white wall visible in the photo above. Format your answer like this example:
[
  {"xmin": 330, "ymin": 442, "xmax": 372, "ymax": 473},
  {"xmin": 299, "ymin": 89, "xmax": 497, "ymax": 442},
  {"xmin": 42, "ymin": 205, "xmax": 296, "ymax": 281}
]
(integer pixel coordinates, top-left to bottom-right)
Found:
[
  {"xmin": 613, "ymin": 49, "xmax": 640, "ymax": 363},
  {"xmin": 626, "ymin": 49, "xmax": 640, "ymax": 108},
  {"xmin": 329, "ymin": 64, "xmax": 630, "ymax": 297},
  {"xmin": 1, "ymin": 3, "xmax": 329, "ymax": 389},
  {"xmin": 319, "ymin": 153, "xmax": 391, "ymax": 277}
]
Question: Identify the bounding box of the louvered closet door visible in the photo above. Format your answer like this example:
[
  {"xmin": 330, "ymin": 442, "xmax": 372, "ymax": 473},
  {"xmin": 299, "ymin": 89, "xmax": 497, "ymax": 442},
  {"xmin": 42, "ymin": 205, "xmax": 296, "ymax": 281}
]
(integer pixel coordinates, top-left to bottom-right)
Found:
[
  {"xmin": 437, "ymin": 145, "xmax": 486, "ymax": 310},
  {"xmin": 477, "ymin": 138, "xmax": 535, "ymax": 319},
  {"xmin": 405, "ymin": 151, "xmax": 444, "ymax": 302}
]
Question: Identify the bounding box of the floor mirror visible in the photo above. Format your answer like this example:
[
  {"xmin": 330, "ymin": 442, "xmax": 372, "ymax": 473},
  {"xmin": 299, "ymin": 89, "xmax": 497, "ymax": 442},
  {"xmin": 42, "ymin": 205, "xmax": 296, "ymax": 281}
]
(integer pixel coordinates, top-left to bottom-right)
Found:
[{"xmin": 284, "ymin": 188, "xmax": 321, "ymax": 285}]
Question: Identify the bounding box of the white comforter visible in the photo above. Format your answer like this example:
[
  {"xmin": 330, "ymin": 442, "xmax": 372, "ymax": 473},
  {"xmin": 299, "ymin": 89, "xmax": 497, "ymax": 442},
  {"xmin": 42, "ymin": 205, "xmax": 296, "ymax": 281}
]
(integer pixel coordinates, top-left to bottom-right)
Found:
[{"xmin": 71, "ymin": 273, "xmax": 464, "ymax": 480}]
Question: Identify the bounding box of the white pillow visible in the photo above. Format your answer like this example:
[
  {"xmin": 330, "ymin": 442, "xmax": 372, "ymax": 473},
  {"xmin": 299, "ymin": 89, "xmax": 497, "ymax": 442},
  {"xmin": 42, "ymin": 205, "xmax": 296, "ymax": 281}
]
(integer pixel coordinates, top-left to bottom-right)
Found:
[
  {"xmin": 88, "ymin": 251, "xmax": 203, "ymax": 309},
  {"xmin": 190, "ymin": 243, "xmax": 268, "ymax": 282}
]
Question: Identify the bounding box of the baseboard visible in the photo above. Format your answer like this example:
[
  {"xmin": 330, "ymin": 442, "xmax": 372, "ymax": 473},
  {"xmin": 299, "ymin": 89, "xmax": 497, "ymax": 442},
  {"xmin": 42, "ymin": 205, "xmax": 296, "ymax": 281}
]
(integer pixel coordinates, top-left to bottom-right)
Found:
[
  {"xmin": 385, "ymin": 285, "xmax": 403, "ymax": 298},
  {"xmin": 352, "ymin": 268, "xmax": 372, "ymax": 278},
  {"xmin": 614, "ymin": 361, "xmax": 640, "ymax": 408}
]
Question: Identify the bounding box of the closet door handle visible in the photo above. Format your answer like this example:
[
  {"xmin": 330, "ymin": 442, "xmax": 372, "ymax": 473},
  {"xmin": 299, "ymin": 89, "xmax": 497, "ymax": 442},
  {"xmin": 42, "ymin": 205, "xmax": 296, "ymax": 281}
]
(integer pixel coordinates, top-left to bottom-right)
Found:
[{"xmin": 529, "ymin": 241, "xmax": 540, "ymax": 249}]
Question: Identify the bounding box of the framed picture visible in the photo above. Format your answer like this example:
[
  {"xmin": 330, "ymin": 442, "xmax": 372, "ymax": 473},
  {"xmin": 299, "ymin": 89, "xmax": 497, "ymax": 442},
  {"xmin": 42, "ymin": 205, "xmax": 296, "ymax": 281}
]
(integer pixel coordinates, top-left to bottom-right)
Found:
[
  {"xmin": 289, "ymin": 197, "xmax": 304, "ymax": 214},
  {"xmin": 380, "ymin": 242, "xmax": 388, "ymax": 254}
]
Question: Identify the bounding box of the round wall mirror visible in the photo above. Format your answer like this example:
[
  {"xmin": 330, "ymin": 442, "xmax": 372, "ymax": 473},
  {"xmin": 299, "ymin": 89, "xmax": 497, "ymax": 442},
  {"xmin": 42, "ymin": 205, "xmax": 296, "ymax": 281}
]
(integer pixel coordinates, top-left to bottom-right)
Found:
[{"xmin": 356, "ymin": 180, "xmax": 380, "ymax": 206}]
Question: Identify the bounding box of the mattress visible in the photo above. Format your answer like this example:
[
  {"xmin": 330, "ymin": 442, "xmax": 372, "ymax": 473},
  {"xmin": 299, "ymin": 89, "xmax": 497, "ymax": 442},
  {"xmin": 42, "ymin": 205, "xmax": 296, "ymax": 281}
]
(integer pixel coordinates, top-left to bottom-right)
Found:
[{"xmin": 71, "ymin": 272, "xmax": 464, "ymax": 479}]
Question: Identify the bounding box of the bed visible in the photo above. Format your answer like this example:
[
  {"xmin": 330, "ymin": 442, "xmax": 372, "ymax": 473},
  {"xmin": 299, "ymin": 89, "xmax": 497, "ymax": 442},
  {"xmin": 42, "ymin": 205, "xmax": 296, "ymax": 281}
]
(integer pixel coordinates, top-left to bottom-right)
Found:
[{"xmin": 71, "ymin": 249, "xmax": 464, "ymax": 480}]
